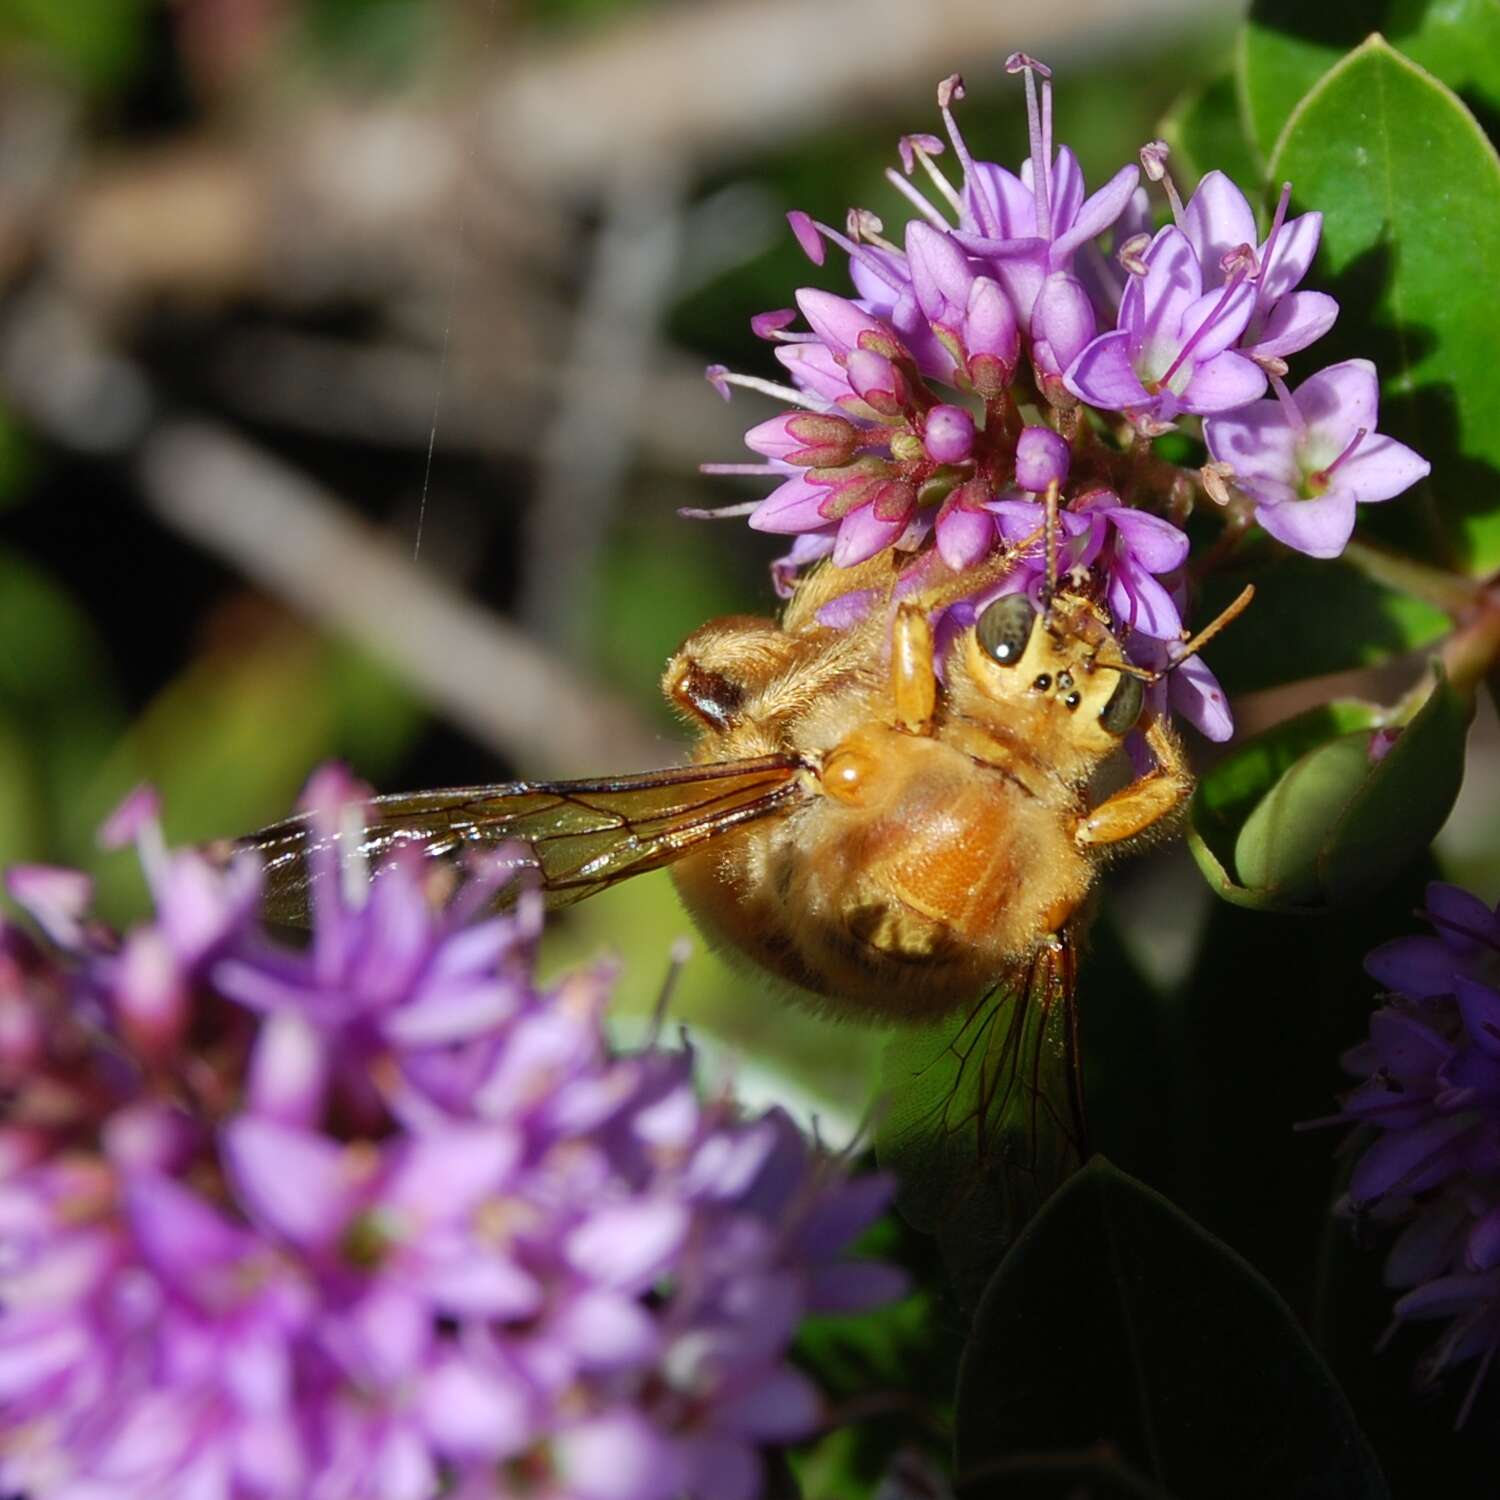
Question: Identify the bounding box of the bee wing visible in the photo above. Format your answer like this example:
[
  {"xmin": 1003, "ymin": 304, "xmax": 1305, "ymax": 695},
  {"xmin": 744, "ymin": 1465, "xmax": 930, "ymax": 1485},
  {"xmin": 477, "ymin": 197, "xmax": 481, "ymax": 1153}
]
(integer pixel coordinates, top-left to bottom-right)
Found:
[
  {"xmin": 877, "ymin": 934, "xmax": 1086, "ymax": 1307},
  {"xmin": 241, "ymin": 754, "xmax": 808, "ymax": 926}
]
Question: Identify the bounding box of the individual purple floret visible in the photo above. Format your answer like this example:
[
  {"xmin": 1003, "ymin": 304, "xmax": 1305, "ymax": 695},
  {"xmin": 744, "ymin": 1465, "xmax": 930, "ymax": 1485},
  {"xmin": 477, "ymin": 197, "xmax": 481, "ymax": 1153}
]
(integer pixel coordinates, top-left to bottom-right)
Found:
[
  {"xmin": 0, "ymin": 775, "xmax": 905, "ymax": 1500},
  {"xmin": 1316, "ymin": 883, "xmax": 1500, "ymax": 1425},
  {"xmin": 1063, "ymin": 225, "xmax": 1267, "ymax": 427},
  {"xmin": 1204, "ymin": 360, "xmax": 1431, "ymax": 559}
]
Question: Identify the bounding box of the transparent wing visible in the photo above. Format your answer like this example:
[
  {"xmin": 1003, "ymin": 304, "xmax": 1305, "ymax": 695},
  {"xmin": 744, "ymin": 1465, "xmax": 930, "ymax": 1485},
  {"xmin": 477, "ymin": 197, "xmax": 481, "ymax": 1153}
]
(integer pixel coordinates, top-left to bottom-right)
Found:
[
  {"xmin": 876, "ymin": 934, "xmax": 1086, "ymax": 1306},
  {"xmin": 240, "ymin": 754, "xmax": 808, "ymax": 926}
]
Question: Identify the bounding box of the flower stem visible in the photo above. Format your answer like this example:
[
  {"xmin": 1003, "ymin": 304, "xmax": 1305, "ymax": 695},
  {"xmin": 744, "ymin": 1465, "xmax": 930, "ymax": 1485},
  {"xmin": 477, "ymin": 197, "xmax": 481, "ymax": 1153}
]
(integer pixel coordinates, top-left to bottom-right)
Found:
[{"xmin": 1341, "ymin": 538, "xmax": 1482, "ymax": 618}]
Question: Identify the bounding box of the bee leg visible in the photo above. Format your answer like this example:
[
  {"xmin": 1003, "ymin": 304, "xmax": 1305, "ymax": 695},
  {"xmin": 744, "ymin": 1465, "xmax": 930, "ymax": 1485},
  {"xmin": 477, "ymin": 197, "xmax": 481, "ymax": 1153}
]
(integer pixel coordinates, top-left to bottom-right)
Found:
[
  {"xmin": 1074, "ymin": 717, "xmax": 1192, "ymax": 847},
  {"xmin": 891, "ymin": 604, "xmax": 938, "ymax": 735}
]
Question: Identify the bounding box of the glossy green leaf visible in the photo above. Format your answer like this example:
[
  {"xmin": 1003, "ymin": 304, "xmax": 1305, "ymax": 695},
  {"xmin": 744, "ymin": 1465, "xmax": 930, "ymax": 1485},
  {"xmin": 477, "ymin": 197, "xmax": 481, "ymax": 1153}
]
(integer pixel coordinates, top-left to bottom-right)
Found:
[
  {"xmin": 1189, "ymin": 674, "xmax": 1470, "ymax": 911},
  {"xmin": 955, "ymin": 1160, "xmax": 1388, "ymax": 1500},
  {"xmin": 1159, "ymin": 73, "xmax": 1260, "ymax": 191},
  {"xmin": 1268, "ymin": 37, "xmax": 1500, "ymax": 575},
  {"xmin": 1196, "ymin": 551, "xmax": 1449, "ymax": 696},
  {"xmin": 1188, "ymin": 699, "xmax": 1382, "ymax": 905},
  {"xmin": 1241, "ymin": 1, "xmax": 1500, "ymax": 163}
]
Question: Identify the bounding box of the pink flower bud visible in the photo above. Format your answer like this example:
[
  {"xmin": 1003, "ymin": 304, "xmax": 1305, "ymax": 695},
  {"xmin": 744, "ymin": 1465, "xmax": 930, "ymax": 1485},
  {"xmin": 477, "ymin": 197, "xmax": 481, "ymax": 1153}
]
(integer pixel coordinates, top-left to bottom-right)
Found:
[
  {"xmin": 795, "ymin": 289, "xmax": 889, "ymax": 357},
  {"xmin": 845, "ymin": 348, "xmax": 907, "ymax": 416},
  {"xmin": 905, "ymin": 222, "xmax": 974, "ymax": 332},
  {"xmin": 1015, "ymin": 426, "xmax": 1071, "ymax": 493},
  {"xmin": 923, "ymin": 404, "xmax": 976, "ymax": 464},
  {"xmin": 962, "ymin": 277, "xmax": 1018, "ymax": 395},
  {"xmin": 1030, "ymin": 273, "xmax": 1096, "ymax": 379}
]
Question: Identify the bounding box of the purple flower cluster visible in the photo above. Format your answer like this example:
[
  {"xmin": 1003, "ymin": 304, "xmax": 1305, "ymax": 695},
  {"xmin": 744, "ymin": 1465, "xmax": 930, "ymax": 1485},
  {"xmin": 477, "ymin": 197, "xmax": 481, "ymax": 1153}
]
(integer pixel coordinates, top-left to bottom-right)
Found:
[
  {"xmin": 699, "ymin": 56, "xmax": 1429, "ymax": 738},
  {"xmin": 0, "ymin": 773, "xmax": 904, "ymax": 1499},
  {"xmin": 1322, "ymin": 883, "xmax": 1500, "ymax": 1424}
]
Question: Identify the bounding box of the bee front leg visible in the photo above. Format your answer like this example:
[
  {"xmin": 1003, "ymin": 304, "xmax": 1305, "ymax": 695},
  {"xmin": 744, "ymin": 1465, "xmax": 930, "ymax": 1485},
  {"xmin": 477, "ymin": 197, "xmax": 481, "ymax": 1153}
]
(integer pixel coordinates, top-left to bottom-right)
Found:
[
  {"xmin": 1074, "ymin": 717, "xmax": 1193, "ymax": 848},
  {"xmin": 891, "ymin": 604, "xmax": 938, "ymax": 736}
]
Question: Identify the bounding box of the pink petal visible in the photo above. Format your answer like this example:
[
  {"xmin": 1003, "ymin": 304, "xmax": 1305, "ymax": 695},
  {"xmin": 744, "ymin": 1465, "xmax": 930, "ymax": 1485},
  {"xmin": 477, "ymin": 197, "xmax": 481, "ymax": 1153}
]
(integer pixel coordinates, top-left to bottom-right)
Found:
[
  {"xmin": 1052, "ymin": 163, "xmax": 1141, "ymax": 264},
  {"xmin": 1252, "ymin": 290, "xmax": 1338, "ymax": 358},
  {"xmin": 1255, "ymin": 491, "xmax": 1358, "ymax": 559},
  {"xmin": 1180, "ymin": 350, "xmax": 1267, "ymax": 414},
  {"xmin": 1182, "ymin": 171, "xmax": 1258, "ymax": 287},
  {"xmin": 556, "ymin": 1411, "xmax": 684, "ymax": 1500},
  {"xmin": 1260, "ymin": 210, "xmax": 1322, "ymax": 302},
  {"xmin": 1064, "ymin": 330, "xmax": 1151, "ymax": 410},
  {"xmin": 222, "ymin": 1117, "xmax": 356, "ymax": 1249},
  {"xmin": 1295, "ymin": 358, "xmax": 1379, "ymax": 452},
  {"xmin": 748, "ymin": 476, "xmax": 828, "ymax": 535},
  {"xmin": 1332, "ymin": 434, "xmax": 1431, "ymax": 505},
  {"xmin": 832, "ymin": 503, "xmax": 906, "ymax": 566},
  {"xmin": 1169, "ymin": 654, "xmax": 1234, "ymax": 742},
  {"xmin": 1137, "ymin": 228, "xmax": 1203, "ymax": 347},
  {"xmin": 565, "ymin": 1199, "xmax": 689, "ymax": 1291}
]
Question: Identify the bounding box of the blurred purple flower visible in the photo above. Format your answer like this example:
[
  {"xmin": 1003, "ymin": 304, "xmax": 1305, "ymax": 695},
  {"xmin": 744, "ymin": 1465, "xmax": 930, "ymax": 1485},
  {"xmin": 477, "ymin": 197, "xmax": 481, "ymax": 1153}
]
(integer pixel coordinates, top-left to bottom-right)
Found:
[
  {"xmin": 1204, "ymin": 360, "xmax": 1430, "ymax": 559},
  {"xmin": 0, "ymin": 774, "xmax": 904, "ymax": 1499},
  {"xmin": 1317, "ymin": 883, "xmax": 1500, "ymax": 1424}
]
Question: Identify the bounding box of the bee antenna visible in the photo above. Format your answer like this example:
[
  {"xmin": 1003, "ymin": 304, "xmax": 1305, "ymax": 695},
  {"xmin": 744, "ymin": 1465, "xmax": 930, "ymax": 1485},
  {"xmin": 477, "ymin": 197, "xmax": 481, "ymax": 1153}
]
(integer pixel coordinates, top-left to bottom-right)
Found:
[
  {"xmin": 1041, "ymin": 478, "xmax": 1061, "ymax": 614},
  {"xmin": 1171, "ymin": 584, "xmax": 1255, "ymax": 669}
]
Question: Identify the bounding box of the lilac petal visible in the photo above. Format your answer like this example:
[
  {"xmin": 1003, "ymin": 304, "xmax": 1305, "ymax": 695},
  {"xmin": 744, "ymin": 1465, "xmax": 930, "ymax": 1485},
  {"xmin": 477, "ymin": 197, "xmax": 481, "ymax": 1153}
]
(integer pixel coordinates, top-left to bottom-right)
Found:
[
  {"xmin": 1367, "ymin": 935, "xmax": 1460, "ymax": 997},
  {"xmin": 714, "ymin": 1366, "xmax": 823, "ymax": 1441},
  {"xmin": 1063, "ymin": 330, "xmax": 1151, "ymax": 410},
  {"xmin": 936, "ymin": 502, "xmax": 995, "ymax": 571},
  {"xmin": 748, "ymin": 476, "xmax": 828, "ymax": 535},
  {"xmin": 1457, "ymin": 976, "xmax": 1500, "ymax": 1058},
  {"xmin": 795, "ymin": 1173, "xmax": 894, "ymax": 1255},
  {"xmin": 1427, "ymin": 882, "xmax": 1498, "ymax": 945},
  {"xmin": 1176, "ymin": 281, "xmax": 1257, "ymax": 365},
  {"xmin": 1256, "ymin": 491, "xmax": 1357, "ymax": 559},
  {"xmin": 744, "ymin": 414, "xmax": 808, "ymax": 461},
  {"xmin": 98, "ymin": 783, "xmax": 163, "ymax": 850},
  {"xmin": 222, "ymin": 1117, "xmax": 356, "ymax": 1249},
  {"xmin": 1260, "ymin": 210, "xmax": 1322, "ymax": 303},
  {"xmin": 126, "ymin": 1175, "xmax": 246, "ymax": 1281},
  {"xmin": 1181, "ymin": 171, "xmax": 1257, "ymax": 287},
  {"xmin": 904, "ymin": 221, "xmax": 973, "ymax": 328},
  {"xmin": 962, "ymin": 275, "xmax": 1019, "ymax": 363},
  {"xmin": 1331, "ymin": 434, "xmax": 1431, "ymax": 505},
  {"xmin": 1386, "ymin": 1195, "xmax": 1469, "ymax": 1286},
  {"xmin": 419, "ymin": 1356, "xmax": 532, "ymax": 1460},
  {"xmin": 556, "ymin": 1411, "xmax": 683, "ymax": 1500},
  {"xmin": 1252, "ymin": 290, "xmax": 1338, "ymax": 358},
  {"xmin": 1203, "ymin": 397, "xmax": 1299, "ymax": 483},
  {"xmin": 1051, "ymin": 163, "xmax": 1141, "ymax": 264},
  {"xmin": 1180, "ymin": 350, "xmax": 1267, "ymax": 414},
  {"xmin": 679, "ymin": 1436, "xmax": 761, "ymax": 1500},
  {"xmin": 1169, "ymin": 653, "xmax": 1234, "ymax": 741},
  {"xmin": 383, "ymin": 1129, "xmax": 518, "ymax": 1219},
  {"xmin": 1107, "ymin": 506, "xmax": 1190, "ymax": 572},
  {"xmin": 1295, "ymin": 358, "xmax": 1379, "ymax": 452},
  {"xmin": 833, "ymin": 503, "xmax": 906, "ymax": 567},
  {"xmin": 1349, "ymin": 1114, "xmax": 1474, "ymax": 1205},
  {"xmin": 1137, "ymin": 227, "xmax": 1203, "ymax": 347},
  {"xmin": 806, "ymin": 1259, "xmax": 911, "ymax": 1312},
  {"xmin": 422, "ymin": 1252, "xmax": 543, "ymax": 1320},
  {"xmin": 565, "ymin": 1199, "xmax": 689, "ymax": 1291},
  {"xmin": 1030, "ymin": 271, "xmax": 1096, "ymax": 375},
  {"xmin": 1108, "ymin": 562, "xmax": 1181, "ymax": 639},
  {"xmin": 774, "ymin": 342, "xmax": 853, "ymax": 403},
  {"xmin": 1046, "ymin": 148, "xmax": 1087, "ymax": 236},
  {"xmin": 553, "ymin": 1290, "xmax": 660, "ymax": 1371},
  {"xmin": 1367, "ymin": 1006, "xmax": 1453, "ymax": 1079},
  {"xmin": 1468, "ymin": 1203, "xmax": 1500, "ymax": 1271},
  {"xmin": 5, "ymin": 864, "xmax": 94, "ymax": 950},
  {"xmin": 1393, "ymin": 1270, "xmax": 1500, "ymax": 1322},
  {"xmin": 795, "ymin": 289, "xmax": 888, "ymax": 356},
  {"xmin": 382, "ymin": 978, "xmax": 520, "ymax": 1046}
]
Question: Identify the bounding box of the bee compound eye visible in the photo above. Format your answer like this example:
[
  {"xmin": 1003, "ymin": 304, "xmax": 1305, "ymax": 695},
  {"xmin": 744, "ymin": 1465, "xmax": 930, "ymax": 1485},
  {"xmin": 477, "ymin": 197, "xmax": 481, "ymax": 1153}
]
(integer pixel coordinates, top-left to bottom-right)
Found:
[
  {"xmin": 975, "ymin": 595, "xmax": 1036, "ymax": 666},
  {"xmin": 1098, "ymin": 671, "xmax": 1145, "ymax": 736}
]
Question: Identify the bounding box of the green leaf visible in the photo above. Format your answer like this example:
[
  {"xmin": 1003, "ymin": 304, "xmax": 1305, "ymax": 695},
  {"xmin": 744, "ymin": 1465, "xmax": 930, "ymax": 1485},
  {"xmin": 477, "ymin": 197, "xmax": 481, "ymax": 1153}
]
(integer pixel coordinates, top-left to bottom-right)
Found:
[
  {"xmin": 1187, "ymin": 699, "xmax": 1383, "ymax": 905},
  {"xmin": 1196, "ymin": 551, "xmax": 1449, "ymax": 696},
  {"xmin": 1159, "ymin": 73, "xmax": 1260, "ymax": 191},
  {"xmin": 1268, "ymin": 37, "xmax": 1500, "ymax": 575},
  {"xmin": 1189, "ymin": 674, "xmax": 1470, "ymax": 911},
  {"xmin": 954, "ymin": 1160, "xmax": 1388, "ymax": 1500},
  {"xmin": 1241, "ymin": 1, "xmax": 1500, "ymax": 164}
]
